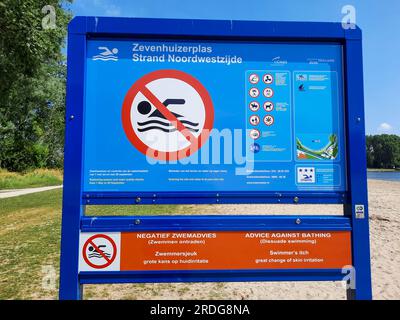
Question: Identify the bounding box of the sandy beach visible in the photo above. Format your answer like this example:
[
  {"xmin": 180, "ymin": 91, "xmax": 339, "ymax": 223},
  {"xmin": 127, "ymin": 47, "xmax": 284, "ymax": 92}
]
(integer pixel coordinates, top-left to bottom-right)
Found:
[{"xmin": 85, "ymin": 179, "xmax": 400, "ymax": 300}]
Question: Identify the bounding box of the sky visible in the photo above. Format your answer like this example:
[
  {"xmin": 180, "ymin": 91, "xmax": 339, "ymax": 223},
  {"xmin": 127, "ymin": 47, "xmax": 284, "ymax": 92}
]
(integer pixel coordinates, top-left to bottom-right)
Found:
[{"xmin": 66, "ymin": 0, "xmax": 400, "ymax": 135}]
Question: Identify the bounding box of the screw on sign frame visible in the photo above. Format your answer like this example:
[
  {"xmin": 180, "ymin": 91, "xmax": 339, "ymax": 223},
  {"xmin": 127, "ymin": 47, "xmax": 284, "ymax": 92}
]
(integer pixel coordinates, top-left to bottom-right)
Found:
[
  {"xmin": 121, "ymin": 69, "xmax": 214, "ymax": 161},
  {"xmin": 82, "ymin": 234, "xmax": 117, "ymax": 269}
]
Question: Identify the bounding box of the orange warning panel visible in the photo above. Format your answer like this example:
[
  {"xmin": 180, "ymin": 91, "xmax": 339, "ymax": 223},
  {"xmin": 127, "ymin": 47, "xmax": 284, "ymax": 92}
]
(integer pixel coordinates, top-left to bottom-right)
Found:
[{"xmin": 120, "ymin": 231, "xmax": 352, "ymax": 271}]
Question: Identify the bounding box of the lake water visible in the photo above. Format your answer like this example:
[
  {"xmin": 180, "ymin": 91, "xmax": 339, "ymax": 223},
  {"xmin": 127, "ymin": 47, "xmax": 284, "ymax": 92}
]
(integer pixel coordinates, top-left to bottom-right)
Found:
[{"xmin": 367, "ymin": 171, "xmax": 400, "ymax": 182}]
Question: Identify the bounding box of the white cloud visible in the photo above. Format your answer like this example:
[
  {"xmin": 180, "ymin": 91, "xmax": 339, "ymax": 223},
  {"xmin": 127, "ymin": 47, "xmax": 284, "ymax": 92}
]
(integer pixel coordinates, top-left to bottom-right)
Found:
[{"xmin": 377, "ymin": 122, "xmax": 393, "ymax": 133}]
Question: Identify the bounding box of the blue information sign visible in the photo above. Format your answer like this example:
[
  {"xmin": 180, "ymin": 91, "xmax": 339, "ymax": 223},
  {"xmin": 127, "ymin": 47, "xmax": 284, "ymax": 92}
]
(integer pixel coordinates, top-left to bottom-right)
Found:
[
  {"xmin": 59, "ymin": 17, "xmax": 372, "ymax": 301},
  {"xmin": 83, "ymin": 40, "xmax": 346, "ymax": 192}
]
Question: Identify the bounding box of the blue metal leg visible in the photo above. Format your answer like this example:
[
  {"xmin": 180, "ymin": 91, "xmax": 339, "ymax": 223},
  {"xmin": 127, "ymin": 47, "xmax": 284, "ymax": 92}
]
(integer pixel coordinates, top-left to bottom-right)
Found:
[
  {"xmin": 58, "ymin": 30, "xmax": 86, "ymax": 300},
  {"xmin": 59, "ymin": 206, "xmax": 83, "ymax": 300},
  {"xmin": 344, "ymin": 37, "xmax": 373, "ymax": 300}
]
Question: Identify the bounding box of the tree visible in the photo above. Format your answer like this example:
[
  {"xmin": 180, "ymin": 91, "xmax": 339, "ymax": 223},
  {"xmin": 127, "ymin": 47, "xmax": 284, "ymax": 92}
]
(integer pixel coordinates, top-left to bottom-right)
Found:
[
  {"xmin": 366, "ymin": 134, "xmax": 400, "ymax": 169},
  {"xmin": 0, "ymin": 0, "xmax": 72, "ymax": 171}
]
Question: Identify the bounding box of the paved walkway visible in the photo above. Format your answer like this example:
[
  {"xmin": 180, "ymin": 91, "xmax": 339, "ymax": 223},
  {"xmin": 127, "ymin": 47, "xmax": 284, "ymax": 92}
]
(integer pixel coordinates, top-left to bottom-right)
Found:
[{"xmin": 0, "ymin": 185, "xmax": 63, "ymax": 199}]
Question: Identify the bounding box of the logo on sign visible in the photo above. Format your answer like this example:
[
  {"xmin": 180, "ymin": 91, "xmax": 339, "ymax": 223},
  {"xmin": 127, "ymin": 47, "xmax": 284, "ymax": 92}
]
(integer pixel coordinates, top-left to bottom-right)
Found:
[
  {"xmin": 249, "ymin": 101, "xmax": 260, "ymax": 112},
  {"xmin": 250, "ymin": 143, "xmax": 261, "ymax": 153},
  {"xmin": 249, "ymin": 129, "xmax": 261, "ymax": 140},
  {"xmin": 249, "ymin": 74, "xmax": 259, "ymax": 84},
  {"xmin": 249, "ymin": 88, "xmax": 260, "ymax": 98},
  {"xmin": 297, "ymin": 167, "xmax": 316, "ymax": 183},
  {"xmin": 263, "ymin": 101, "xmax": 274, "ymax": 112},
  {"xmin": 92, "ymin": 46, "xmax": 119, "ymax": 61},
  {"xmin": 263, "ymin": 115, "xmax": 274, "ymax": 126},
  {"xmin": 263, "ymin": 88, "xmax": 274, "ymax": 98},
  {"xmin": 122, "ymin": 70, "xmax": 214, "ymax": 161},
  {"xmin": 263, "ymin": 74, "xmax": 274, "ymax": 84},
  {"xmin": 296, "ymin": 74, "xmax": 308, "ymax": 81},
  {"xmin": 79, "ymin": 233, "xmax": 120, "ymax": 271},
  {"xmin": 355, "ymin": 205, "xmax": 365, "ymax": 219},
  {"xmin": 249, "ymin": 115, "xmax": 260, "ymax": 126},
  {"xmin": 271, "ymin": 56, "xmax": 288, "ymax": 65}
]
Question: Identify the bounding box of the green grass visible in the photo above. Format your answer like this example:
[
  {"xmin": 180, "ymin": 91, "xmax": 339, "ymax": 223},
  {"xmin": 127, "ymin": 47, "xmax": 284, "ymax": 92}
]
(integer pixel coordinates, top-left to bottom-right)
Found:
[
  {"xmin": 0, "ymin": 189, "xmax": 184, "ymax": 299},
  {"xmin": 0, "ymin": 169, "xmax": 63, "ymax": 190},
  {"xmin": 0, "ymin": 189, "xmax": 62, "ymax": 299}
]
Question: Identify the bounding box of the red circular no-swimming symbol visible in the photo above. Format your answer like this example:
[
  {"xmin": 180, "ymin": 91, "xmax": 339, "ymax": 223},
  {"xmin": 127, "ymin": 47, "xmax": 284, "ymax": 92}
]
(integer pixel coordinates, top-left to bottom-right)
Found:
[
  {"xmin": 121, "ymin": 70, "xmax": 214, "ymax": 161},
  {"xmin": 82, "ymin": 234, "xmax": 117, "ymax": 269}
]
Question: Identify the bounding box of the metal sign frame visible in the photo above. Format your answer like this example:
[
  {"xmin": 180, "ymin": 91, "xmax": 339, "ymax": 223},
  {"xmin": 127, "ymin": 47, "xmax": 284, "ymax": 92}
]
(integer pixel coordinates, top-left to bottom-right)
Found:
[{"xmin": 59, "ymin": 17, "xmax": 372, "ymax": 300}]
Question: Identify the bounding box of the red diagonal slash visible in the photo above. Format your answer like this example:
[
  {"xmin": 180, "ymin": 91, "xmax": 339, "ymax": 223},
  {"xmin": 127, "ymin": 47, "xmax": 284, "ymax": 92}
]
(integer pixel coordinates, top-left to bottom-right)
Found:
[
  {"xmin": 88, "ymin": 240, "xmax": 111, "ymax": 263},
  {"xmin": 121, "ymin": 70, "xmax": 214, "ymax": 161},
  {"xmin": 140, "ymin": 85, "xmax": 197, "ymax": 142}
]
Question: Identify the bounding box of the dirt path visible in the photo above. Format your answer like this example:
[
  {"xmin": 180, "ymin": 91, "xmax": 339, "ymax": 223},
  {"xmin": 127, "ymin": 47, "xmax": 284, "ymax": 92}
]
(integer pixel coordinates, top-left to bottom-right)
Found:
[{"xmin": 0, "ymin": 186, "xmax": 63, "ymax": 199}]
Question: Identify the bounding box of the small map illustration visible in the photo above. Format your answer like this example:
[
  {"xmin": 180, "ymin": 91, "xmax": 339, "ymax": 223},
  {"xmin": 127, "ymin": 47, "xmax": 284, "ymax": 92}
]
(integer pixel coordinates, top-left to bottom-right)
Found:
[{"xmin": 296, "ymin": 134, "xmax": 338, "ymax": 160}]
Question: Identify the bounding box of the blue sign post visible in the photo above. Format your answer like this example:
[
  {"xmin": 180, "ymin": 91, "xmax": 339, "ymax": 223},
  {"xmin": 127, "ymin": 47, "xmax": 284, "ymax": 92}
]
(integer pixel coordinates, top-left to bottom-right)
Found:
[{"xmin": 59, "ymin": 17, "xmax": 372, "ymax": 300}]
